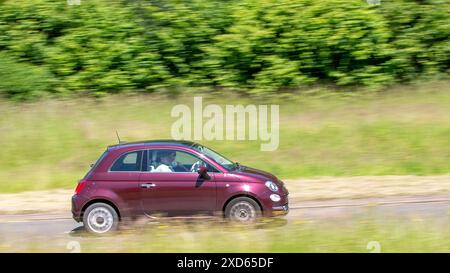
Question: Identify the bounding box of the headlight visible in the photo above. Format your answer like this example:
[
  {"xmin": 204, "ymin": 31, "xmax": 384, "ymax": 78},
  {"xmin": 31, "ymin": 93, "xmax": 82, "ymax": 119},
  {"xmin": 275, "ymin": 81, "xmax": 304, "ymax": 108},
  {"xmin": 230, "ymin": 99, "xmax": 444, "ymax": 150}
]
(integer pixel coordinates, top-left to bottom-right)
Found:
[
  {"xmin": 270, "ymin": 194, "xmax": 281, "ymax": 202},
  {"xmin": 265, "ymin": 181, "xmax": 278, "ymax": 192}
]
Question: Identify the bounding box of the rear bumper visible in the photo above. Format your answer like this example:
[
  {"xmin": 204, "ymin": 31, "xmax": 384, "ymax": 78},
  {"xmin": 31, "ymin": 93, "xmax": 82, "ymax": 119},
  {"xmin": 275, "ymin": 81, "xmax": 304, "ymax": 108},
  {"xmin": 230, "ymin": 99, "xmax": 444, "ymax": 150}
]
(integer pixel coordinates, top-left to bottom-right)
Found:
[{"xmin": 71, "ymin": 195, "xmax": 83, "ymax": 222}]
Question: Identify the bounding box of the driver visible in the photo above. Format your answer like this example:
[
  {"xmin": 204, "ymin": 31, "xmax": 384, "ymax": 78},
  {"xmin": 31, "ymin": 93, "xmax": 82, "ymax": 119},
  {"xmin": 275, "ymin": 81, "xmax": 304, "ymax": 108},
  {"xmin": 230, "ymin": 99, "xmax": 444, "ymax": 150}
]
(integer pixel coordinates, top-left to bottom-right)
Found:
[
  {"xmin": 154, "ymin": 151, "xmax": 189, "ymax": 172},
  {"xmin": 154, "ymin": 151, "xmax": 176, "ymax": 172}
]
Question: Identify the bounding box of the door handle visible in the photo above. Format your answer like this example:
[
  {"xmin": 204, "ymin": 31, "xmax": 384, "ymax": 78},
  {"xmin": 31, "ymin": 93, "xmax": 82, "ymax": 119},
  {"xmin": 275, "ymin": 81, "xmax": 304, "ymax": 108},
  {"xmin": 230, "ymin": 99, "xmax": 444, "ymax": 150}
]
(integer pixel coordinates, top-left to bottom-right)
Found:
[{"xmin": 140, "ymin": 183, "xmax": 156, "ymax": 189}]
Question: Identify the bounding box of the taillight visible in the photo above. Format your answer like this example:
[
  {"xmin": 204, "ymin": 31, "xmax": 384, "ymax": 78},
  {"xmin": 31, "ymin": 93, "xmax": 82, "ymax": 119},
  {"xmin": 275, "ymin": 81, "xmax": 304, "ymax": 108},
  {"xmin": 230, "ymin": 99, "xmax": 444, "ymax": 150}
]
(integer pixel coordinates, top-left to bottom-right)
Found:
[{"xmin": 75, "ymin": 179, "xmax": 87, "ymax": 194}]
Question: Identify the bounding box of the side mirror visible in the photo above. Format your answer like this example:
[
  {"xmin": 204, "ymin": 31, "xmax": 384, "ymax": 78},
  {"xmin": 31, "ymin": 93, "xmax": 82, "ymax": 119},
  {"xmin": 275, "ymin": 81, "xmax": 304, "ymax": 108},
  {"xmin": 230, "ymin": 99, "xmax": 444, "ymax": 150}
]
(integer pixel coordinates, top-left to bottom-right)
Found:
[{"xmin": 197, "ymin": 166, "xmax": 211, "ymax": 180}]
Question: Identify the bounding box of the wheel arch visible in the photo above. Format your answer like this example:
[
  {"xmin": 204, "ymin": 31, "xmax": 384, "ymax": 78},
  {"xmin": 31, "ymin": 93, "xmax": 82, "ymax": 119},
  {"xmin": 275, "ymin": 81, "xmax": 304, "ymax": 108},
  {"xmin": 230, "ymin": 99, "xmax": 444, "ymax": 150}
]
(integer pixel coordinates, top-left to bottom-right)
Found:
[
  {"xmin": 81, "ymin": 198, "xmax": 121, "ymax": 220},
  {"xmin": 222, "ymin": 194, "xmax": 263, "ymax": 215}
]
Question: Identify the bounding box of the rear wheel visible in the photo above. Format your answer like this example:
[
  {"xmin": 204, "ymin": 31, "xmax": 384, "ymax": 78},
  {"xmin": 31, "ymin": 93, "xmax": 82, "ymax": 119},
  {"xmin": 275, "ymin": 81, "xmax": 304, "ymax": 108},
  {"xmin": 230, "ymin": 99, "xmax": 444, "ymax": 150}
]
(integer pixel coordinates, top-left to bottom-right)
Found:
[
  {"xmin": 83, "ymin": 203, "xmax": 119, "ymax": 234},
  {"xmin": 225, "ymin": 197, "xmax": 261, "ymax": 222}
]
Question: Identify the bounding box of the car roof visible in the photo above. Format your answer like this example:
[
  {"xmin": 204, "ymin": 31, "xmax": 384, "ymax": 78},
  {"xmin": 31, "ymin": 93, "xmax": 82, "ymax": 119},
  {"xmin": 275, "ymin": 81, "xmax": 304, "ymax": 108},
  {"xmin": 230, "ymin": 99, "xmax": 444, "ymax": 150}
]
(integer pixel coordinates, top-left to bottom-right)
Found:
[{"xmin": 107, "ymin": 139, "xmax": 198, "ymax": 151}]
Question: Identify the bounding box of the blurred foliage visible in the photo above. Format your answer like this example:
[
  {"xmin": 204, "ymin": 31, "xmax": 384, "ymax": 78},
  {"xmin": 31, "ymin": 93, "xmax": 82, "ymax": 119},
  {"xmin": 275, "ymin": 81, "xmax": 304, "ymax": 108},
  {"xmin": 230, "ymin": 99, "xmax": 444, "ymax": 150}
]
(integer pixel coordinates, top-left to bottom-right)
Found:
[
  {"xmin": 0, "ymin": 0, "xmax": 448, "ymax": 99},
  {"xmin": 380, "ymin": 0, "xmax": 450, "ymax": 79},
  {"xmin": 0, "ymin": 53, "xmax": 56, "ymax": 99}
]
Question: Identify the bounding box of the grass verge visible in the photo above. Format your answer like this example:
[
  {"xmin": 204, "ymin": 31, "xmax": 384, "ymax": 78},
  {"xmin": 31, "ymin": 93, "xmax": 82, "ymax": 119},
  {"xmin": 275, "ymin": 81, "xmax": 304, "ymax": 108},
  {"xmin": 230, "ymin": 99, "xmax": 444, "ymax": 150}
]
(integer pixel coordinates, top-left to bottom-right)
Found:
[
  {"xmin": 0, "ymin": 81, "xmax": 449, "ymax": 192},
  {"xmin": 1, "ymin": 217, "xmax": 449, "ymax": 252}
]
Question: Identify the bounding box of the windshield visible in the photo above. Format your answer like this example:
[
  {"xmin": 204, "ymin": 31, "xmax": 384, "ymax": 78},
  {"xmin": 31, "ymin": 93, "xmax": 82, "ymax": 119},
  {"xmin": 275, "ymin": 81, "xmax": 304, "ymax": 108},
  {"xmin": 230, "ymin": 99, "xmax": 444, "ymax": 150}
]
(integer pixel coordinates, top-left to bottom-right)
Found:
[{"xmin": 192, "ymin": 144, "xmax": 236, "ymax": 171}]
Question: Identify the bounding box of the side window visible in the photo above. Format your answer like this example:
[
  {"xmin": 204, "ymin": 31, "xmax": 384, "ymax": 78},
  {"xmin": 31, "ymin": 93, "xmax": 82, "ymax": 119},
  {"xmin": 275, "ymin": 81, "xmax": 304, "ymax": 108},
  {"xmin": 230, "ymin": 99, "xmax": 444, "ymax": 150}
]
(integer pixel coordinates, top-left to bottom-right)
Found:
[
  {"xmin": 110, "ymin": 151, "xmax": 143, "ymax": 172},
  {"xmin": 148, "ymin": 149, "xmax": 218, "ymax": 173}
]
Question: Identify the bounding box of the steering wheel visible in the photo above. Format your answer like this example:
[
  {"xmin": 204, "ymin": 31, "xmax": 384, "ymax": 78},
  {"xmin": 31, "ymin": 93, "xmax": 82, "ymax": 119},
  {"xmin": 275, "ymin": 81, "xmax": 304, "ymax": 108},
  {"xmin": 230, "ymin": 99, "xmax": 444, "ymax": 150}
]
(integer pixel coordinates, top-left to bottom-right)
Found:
[
  {"xmin": 190, "ymin": 160, "xmax": 206, "ymax": 172},
  {"xmin": 173, "ymin": 161, "xmax": 190, "ymax": 172}
]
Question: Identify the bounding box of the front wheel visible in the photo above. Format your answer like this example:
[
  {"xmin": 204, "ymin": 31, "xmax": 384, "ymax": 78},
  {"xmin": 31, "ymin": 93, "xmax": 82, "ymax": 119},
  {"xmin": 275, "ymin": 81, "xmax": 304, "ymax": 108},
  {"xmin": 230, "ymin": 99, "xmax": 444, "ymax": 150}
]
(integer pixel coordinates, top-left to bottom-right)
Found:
[
  {"xmin": 83, "ymin": 203, "xmax": 119, "ymax": 234},
  {"xmin": 225, "ymin": 197, "xmax": 262, "ymax": 222}
]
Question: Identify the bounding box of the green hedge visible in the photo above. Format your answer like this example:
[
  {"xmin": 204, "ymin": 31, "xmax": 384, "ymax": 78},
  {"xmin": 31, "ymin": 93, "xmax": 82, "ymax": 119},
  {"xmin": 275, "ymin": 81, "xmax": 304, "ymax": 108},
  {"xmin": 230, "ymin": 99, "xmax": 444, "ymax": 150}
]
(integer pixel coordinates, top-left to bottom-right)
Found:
[
  {"xmin": 0, "ymin": 53, "xmax": 56, "ymax": 100},
  {"xmin": 0, "ymin": 0, "xmax": 448, "ymax": 99}
]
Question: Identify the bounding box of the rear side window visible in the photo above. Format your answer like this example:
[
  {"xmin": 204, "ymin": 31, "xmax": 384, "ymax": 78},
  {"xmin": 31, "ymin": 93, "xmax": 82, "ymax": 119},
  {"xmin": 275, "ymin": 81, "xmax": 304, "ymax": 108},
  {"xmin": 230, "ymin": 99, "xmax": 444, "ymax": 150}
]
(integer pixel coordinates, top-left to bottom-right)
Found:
[{"xmin": 110, "ymin": 151, "xmax": 143, "ymax": 172}]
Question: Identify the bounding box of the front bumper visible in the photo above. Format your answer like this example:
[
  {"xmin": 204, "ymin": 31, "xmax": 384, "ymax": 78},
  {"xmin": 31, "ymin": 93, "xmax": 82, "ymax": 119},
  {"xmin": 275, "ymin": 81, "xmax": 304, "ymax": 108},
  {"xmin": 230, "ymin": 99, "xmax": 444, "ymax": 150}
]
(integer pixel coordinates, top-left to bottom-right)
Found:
[
  {"xmin": 261, "ymin": 191, "xmax": 289, "ymax": 217},
  {"xmin": 271, "ymin": 203, "xmax": 289, "ymax": 216}
]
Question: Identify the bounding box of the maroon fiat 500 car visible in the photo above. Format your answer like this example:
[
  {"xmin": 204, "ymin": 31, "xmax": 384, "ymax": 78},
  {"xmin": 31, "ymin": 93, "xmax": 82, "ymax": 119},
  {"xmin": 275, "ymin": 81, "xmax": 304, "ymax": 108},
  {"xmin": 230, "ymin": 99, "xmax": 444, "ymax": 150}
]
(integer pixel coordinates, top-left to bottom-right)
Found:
[{"xmin": 72, "ymin": 140, "xmax": 289, "ymax": 233}]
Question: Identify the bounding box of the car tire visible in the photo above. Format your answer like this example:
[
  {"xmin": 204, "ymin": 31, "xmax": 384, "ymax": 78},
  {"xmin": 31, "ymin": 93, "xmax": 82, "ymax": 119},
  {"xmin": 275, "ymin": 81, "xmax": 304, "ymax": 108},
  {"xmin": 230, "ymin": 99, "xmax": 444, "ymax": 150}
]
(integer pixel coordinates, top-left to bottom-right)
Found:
[
  {"xmin": 83, "ymin": 202, "xmax": 119, "ymax": 234},
  {"xmin": 225, "ymin": 197, "xmax": 262, "ymax": 222}
]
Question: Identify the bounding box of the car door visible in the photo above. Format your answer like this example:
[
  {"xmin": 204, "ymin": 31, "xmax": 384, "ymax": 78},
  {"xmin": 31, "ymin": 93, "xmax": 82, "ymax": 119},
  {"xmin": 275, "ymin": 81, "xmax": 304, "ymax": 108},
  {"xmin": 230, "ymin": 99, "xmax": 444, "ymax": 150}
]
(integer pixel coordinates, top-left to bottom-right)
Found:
[{"xmin": 139, "ymin": 149, "xmax": 217, "ymax": 216}]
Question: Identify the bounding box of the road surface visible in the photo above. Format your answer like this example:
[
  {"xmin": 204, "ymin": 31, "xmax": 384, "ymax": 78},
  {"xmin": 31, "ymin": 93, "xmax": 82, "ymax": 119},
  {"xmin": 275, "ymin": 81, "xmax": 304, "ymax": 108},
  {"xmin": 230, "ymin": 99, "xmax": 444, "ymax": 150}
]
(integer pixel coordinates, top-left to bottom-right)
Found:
[{"xmin": 0, "ymin": 195, "xmax": 449, "ymax": 238}]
